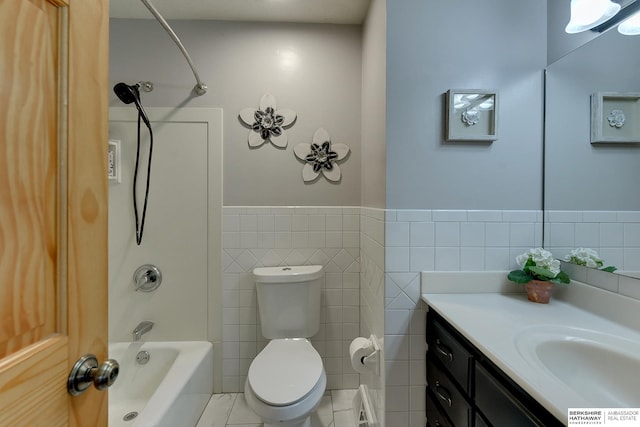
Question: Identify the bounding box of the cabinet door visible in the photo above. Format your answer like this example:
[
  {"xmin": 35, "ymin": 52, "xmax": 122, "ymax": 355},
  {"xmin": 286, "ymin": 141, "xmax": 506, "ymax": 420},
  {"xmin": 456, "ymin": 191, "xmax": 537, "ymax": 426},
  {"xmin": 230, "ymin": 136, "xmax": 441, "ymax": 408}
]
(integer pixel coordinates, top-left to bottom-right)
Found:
[
  {"xmin": 475, "ymin": 362, "xmax": 542, "ymax": 427},
  {"xmin": 475, "ymin": 413, "xmax": 490, "ymax": 427}
]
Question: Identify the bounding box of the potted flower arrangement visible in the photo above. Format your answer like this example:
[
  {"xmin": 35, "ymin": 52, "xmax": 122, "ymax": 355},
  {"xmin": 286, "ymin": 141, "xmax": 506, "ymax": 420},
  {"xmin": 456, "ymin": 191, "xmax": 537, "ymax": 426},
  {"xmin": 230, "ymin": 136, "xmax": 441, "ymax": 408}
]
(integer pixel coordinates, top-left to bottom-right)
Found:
[
  {"xmin": 508, "ymin": 248, "xmax": 570, "ymax": 304},
  {"xmin": 564, "ymin": 248, "xmax": 617, "ymax": 272}
]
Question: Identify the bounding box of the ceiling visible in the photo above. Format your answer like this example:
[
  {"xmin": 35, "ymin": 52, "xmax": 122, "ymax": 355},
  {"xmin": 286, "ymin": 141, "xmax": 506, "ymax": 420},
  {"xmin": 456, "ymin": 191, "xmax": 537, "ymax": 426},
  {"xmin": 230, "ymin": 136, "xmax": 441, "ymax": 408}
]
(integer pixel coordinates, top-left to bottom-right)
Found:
[{"xmin": 109, "ymin": 0, "xmax": 372, "ymax": 25}]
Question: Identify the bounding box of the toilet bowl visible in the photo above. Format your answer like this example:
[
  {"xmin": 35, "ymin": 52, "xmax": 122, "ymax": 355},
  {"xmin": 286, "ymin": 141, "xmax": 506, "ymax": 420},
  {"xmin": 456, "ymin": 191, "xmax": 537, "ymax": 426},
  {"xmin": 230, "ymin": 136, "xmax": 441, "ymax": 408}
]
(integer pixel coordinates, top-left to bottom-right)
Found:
[
  {"xmin": 245, "ymin": 265, "xmax": 326, "ymax": 427},
  {"xmin": 244, "ymin": 338, "xmax": 326, "ymax": 427}
]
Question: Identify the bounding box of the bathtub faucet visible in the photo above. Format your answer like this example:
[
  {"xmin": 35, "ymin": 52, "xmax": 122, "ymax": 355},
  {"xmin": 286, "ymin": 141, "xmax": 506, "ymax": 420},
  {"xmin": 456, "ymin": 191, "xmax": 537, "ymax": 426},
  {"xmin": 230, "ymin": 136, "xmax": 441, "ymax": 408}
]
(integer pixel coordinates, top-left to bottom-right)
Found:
[{"xmin": 132, "ymin": 320, "xmax": 154, "ymax": 341}]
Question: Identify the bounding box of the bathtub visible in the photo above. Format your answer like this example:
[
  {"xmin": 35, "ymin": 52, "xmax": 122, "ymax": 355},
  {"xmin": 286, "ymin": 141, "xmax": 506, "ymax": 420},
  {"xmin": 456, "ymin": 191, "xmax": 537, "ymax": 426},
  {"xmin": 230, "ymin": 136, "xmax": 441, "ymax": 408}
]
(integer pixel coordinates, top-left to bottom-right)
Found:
[{"xmin": 108, "ymin": 341, "xmax": 213, "ymax": 427}]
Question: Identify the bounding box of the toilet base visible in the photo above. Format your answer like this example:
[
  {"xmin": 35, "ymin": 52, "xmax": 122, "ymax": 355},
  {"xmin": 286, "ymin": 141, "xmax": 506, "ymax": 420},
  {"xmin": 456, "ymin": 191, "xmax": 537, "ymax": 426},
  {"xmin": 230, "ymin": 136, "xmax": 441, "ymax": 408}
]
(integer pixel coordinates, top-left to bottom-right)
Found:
[{"xmin": 244, "ymin": 368, "xmax": 326, "ymax": 427}]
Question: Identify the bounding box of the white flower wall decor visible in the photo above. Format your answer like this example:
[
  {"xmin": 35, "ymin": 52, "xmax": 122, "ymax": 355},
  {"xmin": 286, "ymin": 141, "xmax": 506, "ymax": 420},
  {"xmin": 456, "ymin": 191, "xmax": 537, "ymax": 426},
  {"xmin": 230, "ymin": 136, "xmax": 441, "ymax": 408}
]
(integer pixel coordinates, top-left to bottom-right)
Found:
[
  {"xmin": 607, "ymin": 109, "xmax": 625, "ymax": 128},
  {"xmin": 461, "ymin": 108, "xmax": 480, "ymax": 126},
  {"xmin": 239, "ymin": 93, "xmax": 297, "ymax": 148},
  {"xmin": 293, "ymin": 128, "xmax": 349, "ymax": 182}
]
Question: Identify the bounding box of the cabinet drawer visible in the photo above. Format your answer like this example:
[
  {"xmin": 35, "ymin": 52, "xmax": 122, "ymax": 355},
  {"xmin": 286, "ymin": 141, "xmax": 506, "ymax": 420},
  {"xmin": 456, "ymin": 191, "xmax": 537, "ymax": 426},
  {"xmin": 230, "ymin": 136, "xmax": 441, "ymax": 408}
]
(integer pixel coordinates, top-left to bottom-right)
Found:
[
  {"xmin": 475, "ymin": 362, "xmax": 542, "ymax": 427},
  {"xmin": 427, "ymin": 356, "xmax": 472, "ymax": 427},
  {"xmin": 428, "ymin": 318, "xmax": 473, "ymax": 392},
  {"xmin": 426, "ymin": 388, "xmax": 454, "ymax": 427}
]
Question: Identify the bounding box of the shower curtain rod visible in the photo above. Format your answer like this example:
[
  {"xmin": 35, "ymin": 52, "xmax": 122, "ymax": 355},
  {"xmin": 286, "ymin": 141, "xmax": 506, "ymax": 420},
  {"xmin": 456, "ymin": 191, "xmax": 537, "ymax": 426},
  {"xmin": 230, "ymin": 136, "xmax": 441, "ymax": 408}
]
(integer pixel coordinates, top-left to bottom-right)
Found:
[{"xmin": 140, "ymin": 0, "xmax": 208, "ymax": 96}]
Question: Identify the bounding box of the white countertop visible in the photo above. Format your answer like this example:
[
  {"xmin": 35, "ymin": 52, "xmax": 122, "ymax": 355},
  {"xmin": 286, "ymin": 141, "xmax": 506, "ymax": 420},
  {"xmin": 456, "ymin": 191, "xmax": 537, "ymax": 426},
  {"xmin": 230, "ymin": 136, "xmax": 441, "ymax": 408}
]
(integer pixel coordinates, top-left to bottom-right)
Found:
[{"xmin": 421, "ymin": 272, "xmax": 640, "ymax": 425}]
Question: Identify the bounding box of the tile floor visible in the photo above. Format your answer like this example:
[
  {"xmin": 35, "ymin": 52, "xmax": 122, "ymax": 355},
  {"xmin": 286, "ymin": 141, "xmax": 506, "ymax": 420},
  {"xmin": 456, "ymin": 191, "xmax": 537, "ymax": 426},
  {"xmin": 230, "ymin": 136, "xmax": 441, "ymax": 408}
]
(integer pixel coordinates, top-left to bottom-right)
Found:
[{"xmin": 196, "ymin": 389, "xmax": 358, "ymax": 427}]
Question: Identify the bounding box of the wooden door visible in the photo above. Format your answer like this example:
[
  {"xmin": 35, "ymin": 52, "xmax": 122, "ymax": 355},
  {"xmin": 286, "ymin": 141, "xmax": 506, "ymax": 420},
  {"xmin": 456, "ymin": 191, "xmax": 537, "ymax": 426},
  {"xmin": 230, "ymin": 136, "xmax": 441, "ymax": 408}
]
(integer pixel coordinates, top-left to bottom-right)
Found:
[{"xmin": 0, "ymin": 0, "xmax": 109, "ymax": 426}]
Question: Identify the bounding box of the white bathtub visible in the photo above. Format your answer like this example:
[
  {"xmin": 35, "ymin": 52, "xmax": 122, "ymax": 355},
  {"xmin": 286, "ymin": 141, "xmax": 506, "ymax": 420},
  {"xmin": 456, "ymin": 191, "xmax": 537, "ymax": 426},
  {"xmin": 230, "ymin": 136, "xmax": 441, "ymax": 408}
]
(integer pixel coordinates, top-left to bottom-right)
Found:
[{"xmin": 109, "ymin": 341, "xmax": 213, "ymax": 427}]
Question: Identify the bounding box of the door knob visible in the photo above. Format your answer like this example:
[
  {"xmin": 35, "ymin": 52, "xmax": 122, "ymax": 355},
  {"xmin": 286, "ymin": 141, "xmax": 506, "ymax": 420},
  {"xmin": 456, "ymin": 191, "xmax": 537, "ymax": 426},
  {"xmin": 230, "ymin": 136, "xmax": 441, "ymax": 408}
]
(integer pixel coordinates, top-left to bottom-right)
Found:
[{"xmin": 68, "ymin": 354, "xmax": 119, "ymax": 396}]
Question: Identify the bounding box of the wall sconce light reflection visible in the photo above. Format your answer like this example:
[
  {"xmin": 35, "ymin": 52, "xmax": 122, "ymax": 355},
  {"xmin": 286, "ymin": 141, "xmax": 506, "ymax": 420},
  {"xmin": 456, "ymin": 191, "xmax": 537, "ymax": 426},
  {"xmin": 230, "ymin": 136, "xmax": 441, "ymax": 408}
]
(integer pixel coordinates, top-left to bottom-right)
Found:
[{"xmin": 277, "ymin": 49, "xmax": 299, "ymax": 72}]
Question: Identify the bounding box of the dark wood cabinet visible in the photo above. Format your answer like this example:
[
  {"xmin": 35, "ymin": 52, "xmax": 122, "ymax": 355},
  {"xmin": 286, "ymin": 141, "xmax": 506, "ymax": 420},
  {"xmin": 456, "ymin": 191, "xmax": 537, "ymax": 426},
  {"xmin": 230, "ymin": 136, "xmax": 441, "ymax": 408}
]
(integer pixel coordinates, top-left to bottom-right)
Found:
[
  {"xmin": 426, "ymin": 309, "xmax": 564, "ymax": 427},
  {"xmin": 427, "ymin": 356, "xmax": 472, "ymax": 426},
  {"xmin": 426, "ymin": 388, "xmax": 455, "ymax": 427}
]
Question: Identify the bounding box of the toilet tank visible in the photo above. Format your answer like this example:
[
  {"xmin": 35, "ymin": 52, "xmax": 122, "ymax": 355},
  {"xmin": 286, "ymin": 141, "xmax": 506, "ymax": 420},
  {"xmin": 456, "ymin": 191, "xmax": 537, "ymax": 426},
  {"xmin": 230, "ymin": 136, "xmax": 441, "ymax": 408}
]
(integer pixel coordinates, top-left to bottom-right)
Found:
[{"xmin": 253, "ymin": 265, "xmax": 323, "ymax": 339}]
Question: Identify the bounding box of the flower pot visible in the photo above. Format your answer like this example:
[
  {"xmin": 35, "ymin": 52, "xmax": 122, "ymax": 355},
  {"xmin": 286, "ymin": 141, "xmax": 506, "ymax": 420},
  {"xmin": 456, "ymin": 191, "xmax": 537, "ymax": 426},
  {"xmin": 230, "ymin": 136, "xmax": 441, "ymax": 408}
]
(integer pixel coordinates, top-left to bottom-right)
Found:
[{"xmin": 525, "ymin": 280, "xmax": 554, "ymax": 304}]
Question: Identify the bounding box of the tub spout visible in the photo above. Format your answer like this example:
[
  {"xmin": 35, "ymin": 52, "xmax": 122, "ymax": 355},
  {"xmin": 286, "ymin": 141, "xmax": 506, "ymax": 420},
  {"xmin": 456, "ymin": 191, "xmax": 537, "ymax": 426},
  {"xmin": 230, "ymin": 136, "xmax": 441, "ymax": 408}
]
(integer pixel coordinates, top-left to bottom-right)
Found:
[{"xmin": 132, "ymin": 321, "xmax": 154, "ymax": 341}]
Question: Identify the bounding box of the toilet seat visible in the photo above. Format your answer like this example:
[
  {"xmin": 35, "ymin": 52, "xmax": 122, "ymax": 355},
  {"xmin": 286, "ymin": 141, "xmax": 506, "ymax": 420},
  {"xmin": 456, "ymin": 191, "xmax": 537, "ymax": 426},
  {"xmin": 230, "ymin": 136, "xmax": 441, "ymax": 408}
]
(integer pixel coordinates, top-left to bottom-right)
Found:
[{"xmin": 247, "ymin": 338, "xmax": 323, "ymax": 407}]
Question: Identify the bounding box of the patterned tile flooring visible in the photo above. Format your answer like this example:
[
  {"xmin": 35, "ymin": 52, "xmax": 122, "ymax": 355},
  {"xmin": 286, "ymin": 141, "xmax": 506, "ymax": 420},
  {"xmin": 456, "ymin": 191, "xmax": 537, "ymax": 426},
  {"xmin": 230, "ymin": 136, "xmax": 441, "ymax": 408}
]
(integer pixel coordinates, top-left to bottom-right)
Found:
[{"xmin": 196, "ymin": 389, "xmax": 358, "ymax": 427}]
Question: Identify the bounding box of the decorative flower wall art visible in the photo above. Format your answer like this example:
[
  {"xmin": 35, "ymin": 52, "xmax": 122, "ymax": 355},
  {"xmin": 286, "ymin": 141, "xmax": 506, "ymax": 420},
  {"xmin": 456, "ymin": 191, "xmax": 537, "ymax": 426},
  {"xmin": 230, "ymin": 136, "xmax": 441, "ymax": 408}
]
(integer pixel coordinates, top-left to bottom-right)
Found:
[
  {"xmin": 293, "ymin": 128, "xmax": 349, "ymax": 182},
  {"xmin": 607, "ymin": 109, "xmax": 625, "ymax": 128},
  {"xmin": 445, "ymin": 89, "xmax": 498, "ymax": 141},
  {"xmin": 239, "ymin": 93, "xmax": 297, "ymax": 148},
  {"xmin": 461, "ymin": 108, "xmax": 480, "ymax": 126},
  {"xmin": 591, "ymin": 92, "xmax": 640, "ymax": 143}
]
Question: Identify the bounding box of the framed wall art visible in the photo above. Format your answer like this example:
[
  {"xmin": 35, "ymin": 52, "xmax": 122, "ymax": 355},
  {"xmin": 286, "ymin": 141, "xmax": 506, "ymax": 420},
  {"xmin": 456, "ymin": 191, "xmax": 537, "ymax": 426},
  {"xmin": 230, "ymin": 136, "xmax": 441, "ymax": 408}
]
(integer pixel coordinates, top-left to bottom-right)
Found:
[
  {"xmin": 445, "ymin": 89, "xmax": 498, "ymax": 142},
  {"xmin": 108, "ymin": 139, "xmax": 121, "ymax": 183},
  {"xmin": 591, "ymin": 92, "xmax": 640, "ymax": 143}
]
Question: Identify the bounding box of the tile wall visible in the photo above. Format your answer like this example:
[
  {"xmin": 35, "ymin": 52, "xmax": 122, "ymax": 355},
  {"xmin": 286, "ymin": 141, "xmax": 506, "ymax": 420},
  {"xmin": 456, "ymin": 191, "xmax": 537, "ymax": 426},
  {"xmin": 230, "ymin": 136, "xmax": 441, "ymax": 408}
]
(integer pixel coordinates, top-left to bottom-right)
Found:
[
  {"xmin": 216, "ymin": 206, "xmax": 640, "ymax": 425},
  {"xmin": 221, "ymin": 206, "xmax": 544, "ymax": 426},
  {"xmin": 561, "ymin": 260, "xmax": 640, "ymax": 300},
  {"xmin": 359, "ymin": 208, "xmax": 386, "ymax": 425},
  {"xmin": 222, "ymin": 206, "xmax": 361, "ymax": 392},
  {"xmin": 545, "ymin": 210, "xmax": 640, "ymax": 273},
  {"xmin": 383, "ymin": 209, "xmax": 542, "ymax": 427}
]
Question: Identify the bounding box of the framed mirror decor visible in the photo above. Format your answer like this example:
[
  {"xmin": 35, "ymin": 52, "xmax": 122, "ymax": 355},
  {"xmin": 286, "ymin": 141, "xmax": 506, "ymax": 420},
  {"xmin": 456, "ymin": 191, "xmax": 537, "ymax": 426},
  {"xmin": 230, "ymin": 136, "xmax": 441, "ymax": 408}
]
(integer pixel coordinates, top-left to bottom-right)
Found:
[
  {"xmin": 591, "ymin": 92, "xmax": 640, "ymax": 143},
  {"xmin": 445, "ymin": 89, "xmax": 498, "ymax": 142}
]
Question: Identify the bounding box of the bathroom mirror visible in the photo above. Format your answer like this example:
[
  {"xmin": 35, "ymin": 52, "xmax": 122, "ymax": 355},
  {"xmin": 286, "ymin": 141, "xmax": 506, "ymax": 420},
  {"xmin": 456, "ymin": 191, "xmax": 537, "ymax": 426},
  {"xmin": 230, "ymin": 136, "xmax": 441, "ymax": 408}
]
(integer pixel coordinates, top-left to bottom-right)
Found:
[{"xmin": 544, "ymin": 26, "xmax": 640, "ymax": 281}]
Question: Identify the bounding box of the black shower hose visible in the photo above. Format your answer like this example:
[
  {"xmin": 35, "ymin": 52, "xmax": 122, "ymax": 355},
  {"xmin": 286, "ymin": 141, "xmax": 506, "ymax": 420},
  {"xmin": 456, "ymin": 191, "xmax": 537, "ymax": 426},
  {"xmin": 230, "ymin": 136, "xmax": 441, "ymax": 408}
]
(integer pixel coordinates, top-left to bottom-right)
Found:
[{"xmin": 133, "ymin": 112, "xmax": 153, "ymax": 245}]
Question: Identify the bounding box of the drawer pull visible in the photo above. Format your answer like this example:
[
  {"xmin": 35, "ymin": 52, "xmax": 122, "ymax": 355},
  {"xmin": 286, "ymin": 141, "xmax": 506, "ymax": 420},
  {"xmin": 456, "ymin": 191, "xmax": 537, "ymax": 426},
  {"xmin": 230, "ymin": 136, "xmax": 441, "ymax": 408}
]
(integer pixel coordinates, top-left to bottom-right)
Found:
[
  {"xmin": 435, "ymin": 339, "xmax": 454, "ymax": 362},
  {"xmin": 434, "ymin": 381, "xmax": 453, "ymax": 407}
]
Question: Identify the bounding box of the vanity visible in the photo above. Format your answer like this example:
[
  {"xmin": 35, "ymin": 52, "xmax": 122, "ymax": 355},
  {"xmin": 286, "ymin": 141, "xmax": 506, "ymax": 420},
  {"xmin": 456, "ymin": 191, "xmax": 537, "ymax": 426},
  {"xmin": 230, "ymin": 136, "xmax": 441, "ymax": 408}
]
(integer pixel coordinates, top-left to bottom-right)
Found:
[
  {"xmin": 421, "ymin": 272, "xmax": 640, "ymax": 427},
  {"xmin": 426, "ymin": 310, "xmax": 563, "ymax": 426}
]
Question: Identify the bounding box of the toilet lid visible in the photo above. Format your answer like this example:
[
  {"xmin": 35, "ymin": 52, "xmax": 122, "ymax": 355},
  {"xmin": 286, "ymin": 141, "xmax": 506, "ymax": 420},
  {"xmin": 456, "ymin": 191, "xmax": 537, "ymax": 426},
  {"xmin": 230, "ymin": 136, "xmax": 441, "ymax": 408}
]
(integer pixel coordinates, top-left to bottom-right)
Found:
[{"xmin": 248, "ymin": 338, "xmax": 323, "ymax": 407}]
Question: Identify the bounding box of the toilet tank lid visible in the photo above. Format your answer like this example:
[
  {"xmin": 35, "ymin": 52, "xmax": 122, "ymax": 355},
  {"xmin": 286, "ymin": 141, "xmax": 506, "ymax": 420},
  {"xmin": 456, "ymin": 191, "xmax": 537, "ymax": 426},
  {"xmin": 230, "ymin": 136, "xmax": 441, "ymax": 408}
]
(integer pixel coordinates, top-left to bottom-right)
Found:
[{"xmin": 253, "ymin": 265, "xmax": 323, "ymax": 283}]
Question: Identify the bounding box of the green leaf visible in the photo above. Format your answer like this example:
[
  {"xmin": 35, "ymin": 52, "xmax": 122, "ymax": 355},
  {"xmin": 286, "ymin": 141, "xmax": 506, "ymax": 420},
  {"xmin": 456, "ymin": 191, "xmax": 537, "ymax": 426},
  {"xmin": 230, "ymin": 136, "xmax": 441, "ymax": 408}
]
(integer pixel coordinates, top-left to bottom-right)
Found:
[
  {"xmin": 602, "ymin": 266, "xmax": 617, "ymax": 273},
  {"xmin": 528, "ymin": 266, "xmax": 554, "ymax": 280},
  {"xmin": 551, "ymin": 270, "xmax": 571, "ymax": 284},
  {"xmin": 508, "ymin": 270, "xmax": 532, "ymax": 284}
]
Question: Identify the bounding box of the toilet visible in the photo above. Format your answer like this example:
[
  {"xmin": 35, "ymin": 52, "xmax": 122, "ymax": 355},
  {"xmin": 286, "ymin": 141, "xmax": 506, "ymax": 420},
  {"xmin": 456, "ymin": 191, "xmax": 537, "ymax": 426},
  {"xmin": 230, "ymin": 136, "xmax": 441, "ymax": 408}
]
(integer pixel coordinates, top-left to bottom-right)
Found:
[{"xmin": 244, "ymin": 265, "xmax": 326, "ymax": 427}]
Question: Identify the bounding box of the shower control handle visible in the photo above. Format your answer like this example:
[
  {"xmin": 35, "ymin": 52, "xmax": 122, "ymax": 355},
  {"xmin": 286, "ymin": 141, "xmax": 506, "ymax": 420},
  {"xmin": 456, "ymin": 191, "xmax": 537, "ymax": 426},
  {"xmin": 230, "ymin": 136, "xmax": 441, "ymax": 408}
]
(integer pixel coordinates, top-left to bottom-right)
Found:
[
  {"xmin": 134, "ymin": 264, "xmax": 162, "ymax": 292},
  {"xmin": 68, "ymin": 354, "xmax": 119, "ymax": 396}
]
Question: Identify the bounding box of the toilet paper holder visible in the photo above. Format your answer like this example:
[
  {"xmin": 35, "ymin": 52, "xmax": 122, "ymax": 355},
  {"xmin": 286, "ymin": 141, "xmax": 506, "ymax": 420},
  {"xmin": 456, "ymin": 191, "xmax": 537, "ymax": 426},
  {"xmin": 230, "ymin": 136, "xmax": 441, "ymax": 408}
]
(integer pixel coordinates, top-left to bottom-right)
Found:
[
  {"xmin": 363, "ymin": 335, "xmax": 380, "ymax": 375},
  {"xmin": 353, "ymin": 335, "xmax": 381, "ymax": 375}
]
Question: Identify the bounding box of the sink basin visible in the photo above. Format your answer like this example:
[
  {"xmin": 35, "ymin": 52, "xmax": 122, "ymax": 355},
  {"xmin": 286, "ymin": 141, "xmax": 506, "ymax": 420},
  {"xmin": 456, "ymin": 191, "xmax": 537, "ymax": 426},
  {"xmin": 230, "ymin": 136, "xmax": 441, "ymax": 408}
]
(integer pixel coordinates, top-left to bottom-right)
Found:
[{"xmin": 515, "ymin": 326, "xmax": 640, "ymax": 407}]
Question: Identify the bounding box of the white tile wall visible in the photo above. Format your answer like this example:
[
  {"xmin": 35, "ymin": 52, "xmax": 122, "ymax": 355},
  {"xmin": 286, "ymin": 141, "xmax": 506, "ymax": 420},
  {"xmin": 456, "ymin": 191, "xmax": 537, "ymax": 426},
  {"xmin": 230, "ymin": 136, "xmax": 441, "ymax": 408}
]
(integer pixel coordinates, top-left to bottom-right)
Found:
[
  {"xmin": 222, "ymin": 206, "xmax": 361, "ymax": 392},
  {"xmin": 545, "ymin": 210, "xmax": 640, "ymax": 272},
  {"xmin": 222, "ymin": 207, "xmax": 548, "ymax": 426},
  {"xmin": 359, "ymin": 208, "xmax": 386, "ymax": 426},
  {"xmin": 560, "ymin": 260, "xmax": 640, "ymax": 300},
  {"xmin": 383, "ymin": 208, "xmax": 542, "ymax": 427}
]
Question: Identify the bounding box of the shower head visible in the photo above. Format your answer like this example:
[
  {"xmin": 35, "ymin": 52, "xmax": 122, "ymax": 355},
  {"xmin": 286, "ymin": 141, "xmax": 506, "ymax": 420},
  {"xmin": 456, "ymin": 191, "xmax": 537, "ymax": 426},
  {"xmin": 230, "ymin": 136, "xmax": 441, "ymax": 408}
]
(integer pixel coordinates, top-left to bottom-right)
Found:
[
  {"xmin": 113, "ymin": 82, "xmax": 140, "ymax": 105},
  {"xmin": 113, "ymin": 82, "xmax": 150, "ymax": 127}
]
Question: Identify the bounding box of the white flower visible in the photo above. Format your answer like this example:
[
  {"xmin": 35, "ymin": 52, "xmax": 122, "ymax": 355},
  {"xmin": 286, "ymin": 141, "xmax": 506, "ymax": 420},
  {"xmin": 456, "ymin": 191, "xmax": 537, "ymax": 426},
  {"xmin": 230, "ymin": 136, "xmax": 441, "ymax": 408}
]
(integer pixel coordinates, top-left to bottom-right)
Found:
[
  {"xmin": 515, "ymin": 247, "xmax": 560, "ymax": 275},
  {"xmin": 293, "ymin": 128, "xmax": 350, "ymax": 182},
  {"xmin": 564, "ymin": 248, "xmax": 603, "ymax": 268},
  {"xmin": 607, "ymin": 109, "xmax": 625, "ymax": 128},
  {"xmin": 239, "ymin": 93, "xmax": 297, "ymax": 148},
  {"xmin": 510, "ymin": 248, "xmax": 569, "ymax": 284},
  {"xmin": 517, "ymin": 248, "xmax": 555, "ymax": 268},
  {"xmin": 515, "ymin": 252, "xmax": 529, "ymax": 267},
  {"xmin": 461, "ymin": 108, "xmax": 480, "ymax": 126},
  {"xmin": 548, "ymin": 258, "xmax": 561, "ymax": 277}
]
